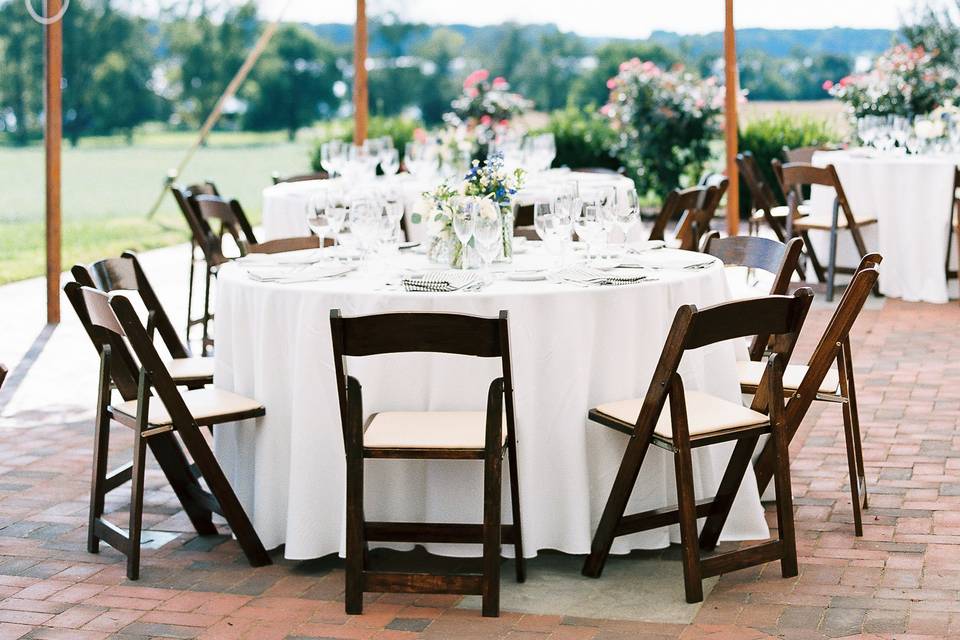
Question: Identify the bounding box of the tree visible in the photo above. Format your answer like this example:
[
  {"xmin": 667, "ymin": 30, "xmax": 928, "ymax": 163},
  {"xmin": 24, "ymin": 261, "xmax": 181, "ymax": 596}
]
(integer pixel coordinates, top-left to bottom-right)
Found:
[
  {"xmin": 367, "ymin": 14, "xmax": 428, "ymax": 119},
  {"xmin": 91, "ymin": 50, "xmax": 158, "ymax": 142},
  {"xmin": 571, "ymin": 41, "xmax": 679, "ymax": 108},
  {"xmin": 244, "ymin": 25, "xmax": 340, "ymax": 139},
  {"xmin": 902, "ymin": 0, "xmax": 960, "ymax": 62},
  {"xmin": 512, "ymin": 29, "xmax": 586, "ymax": 111},
  {"xmin": 0, "ymin": 3, "xmax": 43, "ymax": 145},
  {"xmin": 412, "ymin": 27, "xmax": 464, "ymax": 124}
]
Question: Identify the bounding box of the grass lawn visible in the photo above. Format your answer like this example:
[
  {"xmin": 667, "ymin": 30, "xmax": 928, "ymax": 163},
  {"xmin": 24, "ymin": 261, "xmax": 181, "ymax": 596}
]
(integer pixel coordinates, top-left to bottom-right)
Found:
[{"xmin": 0, "ymin": 129, "xmax": 315, "ymax": 284}]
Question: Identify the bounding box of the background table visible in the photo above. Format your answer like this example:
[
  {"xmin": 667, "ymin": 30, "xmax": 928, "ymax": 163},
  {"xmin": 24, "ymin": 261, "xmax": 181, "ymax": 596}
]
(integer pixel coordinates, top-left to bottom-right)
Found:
[
  {"xmin": 810, "ymin": 150, "xmax": 959, "ymax": 303},
  {"xmin": 212, "ymin": 248, "xmax": 770, "ymax": 560},
  {"xmin": 261, "ymin": 169, "xmax": 636, "ymax": 244}
]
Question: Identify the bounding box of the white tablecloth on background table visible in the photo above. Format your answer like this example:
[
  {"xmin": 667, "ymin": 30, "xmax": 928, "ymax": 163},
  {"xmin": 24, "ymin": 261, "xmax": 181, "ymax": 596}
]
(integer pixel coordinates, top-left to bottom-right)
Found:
[
  {"xmin": 261, "ymin": 169, "xmax": 636, "ymax": 244},
  {"xmin": 810, "ymin": 150, "xmax": 959, "ymax": 303},
  {"xmin": 212, "ymin": 247, "xmax": 770, "ymax": 560}
]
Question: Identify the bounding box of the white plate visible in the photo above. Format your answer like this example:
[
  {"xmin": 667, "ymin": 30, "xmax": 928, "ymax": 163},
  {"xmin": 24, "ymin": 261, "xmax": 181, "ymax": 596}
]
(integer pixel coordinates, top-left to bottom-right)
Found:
[{"xmin": 506, "ymin": 269, "xmax": 547, "ymax": 281}]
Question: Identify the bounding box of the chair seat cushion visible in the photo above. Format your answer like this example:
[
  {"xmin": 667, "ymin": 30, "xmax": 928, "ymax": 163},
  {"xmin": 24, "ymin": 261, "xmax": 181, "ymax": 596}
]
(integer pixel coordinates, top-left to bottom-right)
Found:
[
  {"xmin": 113, "ymin": 388, "xmax": 263, "ymax": 427},
  {"xmin": 760, "ymin": 204, "xmax": 811, "ymax": 219},
  {"xmin": 593, "ymin": 391, "xmax": 769, "ymax": 439},
  {"xmin": 364, "ymin": 411, "xmax": 506, "ymax": 449},
  {"xmin": 792, "ymin": 213, "xmax": 877, "ymax": 230},
  {"xmin": 737, "ymin": 360, "xmax": 840, "ymax": 395},
  {"xmin": 164, "ymin": 357, "xmax": 215, "ymax": 383}
]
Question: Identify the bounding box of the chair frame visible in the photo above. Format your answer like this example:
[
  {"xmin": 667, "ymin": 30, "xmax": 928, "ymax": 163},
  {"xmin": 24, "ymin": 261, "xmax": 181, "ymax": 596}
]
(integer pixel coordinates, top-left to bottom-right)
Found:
[
  {"xmin": 330, "ymin": 310, "xmax": 525, "ymax": 618},
  {"xmin": 581, "ymin": 289, "xmax": 814, "ymax": 603},
  {"xmin": 946, "ymin": 167, "xmax": 960, "ymax": 291},
  {"xmin": 71, "ymin": 252, "xmax": 209, "ymax": 388},
  {"xmin": 775, "ymin": 161, "xmax": 874, "ymax": 302},
  {"xmin": 737, "ymin": 152, "xmax": 790, "ymax": 241},
  {"xmin": 64, "ymin": 283, "xmax": 271, "ymax": 580},
  {"xmin": 649, "ymin": 180, "xmax": 728, "ymax": 251},
  {"xmin": 734, "ymin": 254, "xmax": 882, "ymax": 537},
  {"xmin": 272, "ymin": 170, "xmax": 329, "ymax": 184},
  {"xmin": 0, "ymin": 364, "xmax": 7, "ymax": 391},
  {"xmin": 701, "ymin": 234, "xmax": 805, "ymax": 361}
]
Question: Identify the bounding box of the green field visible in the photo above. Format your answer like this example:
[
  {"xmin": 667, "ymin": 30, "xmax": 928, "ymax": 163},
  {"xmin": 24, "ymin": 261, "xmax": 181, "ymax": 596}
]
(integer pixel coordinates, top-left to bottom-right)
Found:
[{"xmin": 0, "ymin": 129, "xmax": 316, "ymax": 284}]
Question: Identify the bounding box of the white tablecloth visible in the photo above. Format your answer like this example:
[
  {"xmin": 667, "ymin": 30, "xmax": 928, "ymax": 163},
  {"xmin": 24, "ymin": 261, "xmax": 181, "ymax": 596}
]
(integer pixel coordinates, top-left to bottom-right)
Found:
[
  {"xmin": 810, "ymin": 150, "xmax": 959, "ymax": 303},
  {"xmin": 212, "ymin": 247, "xmax": 769, "ymax": 560},
  {"xmin": 261, "ymin": 169, "xmax": 636, "ymax": 244}
]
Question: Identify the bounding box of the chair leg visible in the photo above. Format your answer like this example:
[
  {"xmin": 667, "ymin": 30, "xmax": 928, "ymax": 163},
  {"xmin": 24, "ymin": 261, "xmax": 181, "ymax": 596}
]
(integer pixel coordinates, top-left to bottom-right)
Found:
[
  {"xmin": 87, "ymin": 399, "xmax": 112, "ymax": 554},
  {"xmin": 841, "ymin": 339, "xmax": 868, "ymax": 514},
  {"xmin": 673, "ymin": 436, "xmax": 703, "ymax": 603},
  {"xmin": 826, "ymin": 227, "xmax": 839, "ymax": 303},
  {"xmin": 771, "ymin": 419, "xmax": 798, "ymax": 577},
  {"xmin": 582, "ymin": 430, "xmax": 655, "ymax": 578},
  {"xmin": 801, "ymin": 231, "xmax": 826, "ymax": 283},
  {"xmin": 147, "ymin": 434, "xmax": 217, "ymax": 536},
  {"xmin": 506, "ymin": 432, "xmax": 526, "ymax": 583},
  {"xmin": 201, "ymin": 264, "xmax": 213, "ymax": 356},
  {"xmin": 186, "ymin": 248, "xmax": 196, "ymax": 342},
  {"xmin": 698, "ymin": 436, "xmax": 758, "ymax": 552},
  {"xmin": 126, "ymin": 436, "xmax": 148, "ymax": 581},
  {"xmin": 481, "ymin": 440, "xmax": 503, "ymax": 617},
  {"xmin": 344, "ymin": 450, "xmax": 365, "ymax": 615}
]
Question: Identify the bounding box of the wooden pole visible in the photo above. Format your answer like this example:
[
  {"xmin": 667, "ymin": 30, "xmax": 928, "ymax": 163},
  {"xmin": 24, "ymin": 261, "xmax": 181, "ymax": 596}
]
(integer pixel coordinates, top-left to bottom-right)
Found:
[
  {"xmin": 353, "ymin": 0, "xmax": 368, "ymax": 144},
  {"xmin": 45, "ymin": 0, "xmax": 63, "ymax": 324},
  {"xmin": 724, "ymin": 0, "xmax": 739, "ymax": 236}
]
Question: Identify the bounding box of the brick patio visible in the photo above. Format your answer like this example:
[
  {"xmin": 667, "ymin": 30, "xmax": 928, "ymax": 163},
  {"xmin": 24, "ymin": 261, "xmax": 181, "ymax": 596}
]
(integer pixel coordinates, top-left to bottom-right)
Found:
[{"xmin": 1, "ymin": 259, "xmax": 959, "ymax": 638}]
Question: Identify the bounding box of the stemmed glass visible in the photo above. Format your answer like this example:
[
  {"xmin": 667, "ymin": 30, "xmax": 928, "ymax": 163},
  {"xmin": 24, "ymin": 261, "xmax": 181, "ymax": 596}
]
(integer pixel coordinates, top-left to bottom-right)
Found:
[
  {"xmin": 380, "ymin": 147, "xmax": 400, "ymax": 175},
  {"xmin": 574, "ymin": 202, "xmax": 603, "ymax": 261},
  {"xmin": 349, "ymin": 197, "xmax": 380, "ymax": 268},
  {"xmin": 612, "ymin": 188, "xmax": 640, "ymax": 244},
  {"xmin": 474, "ymin": 208, "xmax": 502, "ymax": 284},
  {"xmin": 306, "ymin": 194, "xmax": 331, "ymax": 244},
  {"xmin": 320, "ymin": 140, "xmax": 346, "ymax": 178},
  {"xmin": 534, "ymin": 201, "xmax": 565, "ymax": 267},
  {"xmin": 453, "ymin": 197, "xmax": 479, "ymax": 267}
]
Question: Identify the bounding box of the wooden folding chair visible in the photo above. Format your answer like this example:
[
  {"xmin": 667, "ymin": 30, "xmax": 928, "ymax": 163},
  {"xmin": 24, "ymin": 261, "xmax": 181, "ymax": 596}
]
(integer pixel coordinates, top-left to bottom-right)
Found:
[
  {"xmin": 649, "ymin": 180, "xmax": 727, "ymax": 251},
  {"xmin": 732, "ymin": 254, "xmax": 882, "ymax": 536},
  {"xmin": 0, "ymin": 364, "xmax": 7, "ymax": 391},
  {"xmin": 702, "ymin": 234, "xmax": 805, "ymax": 360},
  {"xmin": 581, "ymin": 289, "xmax": 814, "ymax": 603},
  {"xmin": 738, "ymin": 152, "xmax": 811, "ymax": 241},
  {"xmin": 946, "ymin": 168, "xmax": 960, "ymax": 296},
  {"xmin": 775, "ymin": 162, "xmax": 877, "ymax": 301},
  {"xmin": 330, "ymin": 310, "xmax": 525, "ymax": 617},
  {"xmin": 64, "ymin": 283, "xmax": 271, "ymax": 580},
  {"xmin": 71, "ymin": 252, "xmax": 213, "ymax": 389}
]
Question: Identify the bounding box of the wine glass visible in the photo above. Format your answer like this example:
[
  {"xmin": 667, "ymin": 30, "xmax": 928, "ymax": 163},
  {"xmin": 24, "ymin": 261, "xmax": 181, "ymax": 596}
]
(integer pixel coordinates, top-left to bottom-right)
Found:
[
  {"xmin": 613, "ymin": 188, "xmax": 640, "ymax": 243},
  {"xmin": 534, "ymin": 201, "xmax": 564, "ymax": 266},
  {"xmin": 453, "ymin": 197, "xmax": 478, "ymax": 267},
  {"xmin": 380, "ymin": 147, "xmax": 400, "ymax": 175},
  {"xmin": 349, "ymin": 198, "xmax": 380, "ymax": 266},
  {"xmin": 575, "ymin": 202, "xmax": 603, "ymax": 261},
  {"xmin": 306, "ymin": 194, "xmax": 331, "ymax": 243},
  {"xmin": 474, "ymin": 209, "xmax": 502, "ymax": 284}
]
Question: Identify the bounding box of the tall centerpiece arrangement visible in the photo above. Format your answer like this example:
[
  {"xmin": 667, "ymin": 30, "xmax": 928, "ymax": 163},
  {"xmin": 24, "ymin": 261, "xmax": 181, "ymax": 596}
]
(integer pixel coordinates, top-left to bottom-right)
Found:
[
  {"xmin": 445, "ymin": 69, "xmax": 533, "ymax": 148},
  {"xmin": 412, "ymin": 152, "xmax": 524, "ymax": 269}
]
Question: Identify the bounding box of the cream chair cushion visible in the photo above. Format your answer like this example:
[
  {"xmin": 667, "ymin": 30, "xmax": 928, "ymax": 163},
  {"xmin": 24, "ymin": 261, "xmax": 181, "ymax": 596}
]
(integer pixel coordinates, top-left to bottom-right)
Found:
[
  {"xmin": 763, "ymin": 204, "xmax": 811, "ymax": 219},
  {"xmin": 737, "ymin": 360, "xmax": 840, "ymax": 395},
  {"xmin": 113, "ymin": 388, "xmax": 263, "ymax": 426},
  {"xmin": 165, "ymin": 357, "xmax": 215, "ymax": 383},
  {"xmin": 364, "ymin": 411, "xmax": 506, "ymax": 449},
  {"xmin": 594, "ymin": 391, "xmax": 768, "ymax": 439},
  {"xmin": 793, "ymin": 213, "xmax": 877, "ymax": 230}
]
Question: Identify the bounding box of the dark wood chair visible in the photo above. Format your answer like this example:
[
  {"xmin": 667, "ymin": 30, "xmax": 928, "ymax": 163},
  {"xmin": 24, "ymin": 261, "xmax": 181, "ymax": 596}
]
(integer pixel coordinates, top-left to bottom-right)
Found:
[
  {"xmin": 71, "ymin": 252, "xmax": 212, "ymax": 389},
  {"xmin": 649, "ymin": 180, "xmax": 728, "ymax": 251},
  {"xmin": 782, "ymin": 145, "xmax": 833, "ymax": 165},
  {"xmin": 734, "ymin": 253, "xmax": 882, "ymax": 537},
  {"xmin": 0, "ymin": 364, "xmax": 7, "ymax": 391},
  {"xmin": 246, "ymin": 236, "xmax": 333, "ymax": 254},
  {"xmin": 64, "ymin": 283, "xmax": 271, "ymax": 580},
  {"xmin": 738, "ymin": 152, "xmax": 811, "ymax": 240},
  {"xmin": 946, "ymin": 168, "xmax": 960, "ymax": 295},
  {"xmin": 330, "ymin": 310, "xmax": 525, "ymax": 617},
  {"xmin": 774, "ymin": 161, "xmax": 877, "ymax": 301},
  {"xmin": 702, "ymin": 234, "xmax": 805, "ymax": 360},
  {"xmin": 272, "ymin": 170, "xmax": 329, "ymax": 184},
  {"xmin": 581, "ymin": 288, "xmax": 814, "ymax": 603}
]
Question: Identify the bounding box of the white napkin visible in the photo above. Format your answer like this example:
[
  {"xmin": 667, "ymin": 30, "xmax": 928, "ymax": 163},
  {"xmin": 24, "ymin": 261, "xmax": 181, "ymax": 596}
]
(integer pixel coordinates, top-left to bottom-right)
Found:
[
  {"xmin": 402, "ymin": 271, "xmax": 482, "ymax": 292},
  {"xmin": 244, "ymin": 263, "xmax": 355, "ymax": 284}
]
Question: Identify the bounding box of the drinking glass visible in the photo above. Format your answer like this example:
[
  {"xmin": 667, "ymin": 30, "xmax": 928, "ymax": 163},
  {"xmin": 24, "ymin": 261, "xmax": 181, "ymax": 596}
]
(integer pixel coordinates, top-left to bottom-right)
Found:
[
  {"xmin": 574, "ymin": 202, "xmax": 603, "ymax": 260},
  {"xmin": 306, "ymin": 194, "xmax": 331, "ymax": 243},
  {"xmin": 613, "ymin": 188, "xmax": 640, "ymax": 243},
  {"xmin": 380, "ymin": 147, "xmax": 400, "ymax": 175},
  {"xmin": 534, "ymin": 201, "xmax": 564, "ymax": 266},
  {"xmin": 349, "ymin": 198, "xmax": 380, "ymax": 264},
  {"xmin": 473, "ymin": 211, "xmax": 502, "ymax": 283}
]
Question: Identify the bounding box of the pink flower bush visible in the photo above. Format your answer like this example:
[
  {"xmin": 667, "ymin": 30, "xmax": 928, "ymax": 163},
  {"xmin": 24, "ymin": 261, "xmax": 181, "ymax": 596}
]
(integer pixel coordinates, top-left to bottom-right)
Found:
[{"xmin": 447, "ymin": 70, "xmax": 533, "ymax": 145}]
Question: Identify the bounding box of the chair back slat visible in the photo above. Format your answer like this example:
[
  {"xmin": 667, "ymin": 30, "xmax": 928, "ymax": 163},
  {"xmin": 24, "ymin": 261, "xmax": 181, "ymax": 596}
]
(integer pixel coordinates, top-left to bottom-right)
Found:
[
  {"xmin": 683, "ymin": 291, "xmax": 813, "ymax": 351},
  {"xmin": 704, "ymin": 236, "xmax": 801, "ymax": 283},
  {"xmin": 247, "ymin": 236, "xmax": 330, "ymax": 254},
  {"xmin": 81, "ymin": 287, "xmax": 125, "ymax": 336},
  {"xmin": 650, "ymin": 180, "xmax": 727, "ymax": 250},
  {"xmin": 273, "ymin": 171, "xmax": 329, "ymax": 184},
  {"xmin": 737, "ymin": 152, "xmax": 780, "ymax": 213},
  {"xmin": 331, "ymin": 311, "xmax": 503, "ymax": 358}
]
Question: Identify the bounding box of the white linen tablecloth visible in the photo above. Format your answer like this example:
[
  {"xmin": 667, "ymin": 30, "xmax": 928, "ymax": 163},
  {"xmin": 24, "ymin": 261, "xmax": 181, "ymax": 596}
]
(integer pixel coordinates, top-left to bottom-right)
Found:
[
  {"xmin": 212, "ymin": 248, "xmax": 769, "ymax": 560},
  {"xmin": 810, "ymin": 150, "xmax": 959, "ymax": 303},
  {"xmin": 261, "ymin": 169, "xmax": 636, "ymax": 244}
]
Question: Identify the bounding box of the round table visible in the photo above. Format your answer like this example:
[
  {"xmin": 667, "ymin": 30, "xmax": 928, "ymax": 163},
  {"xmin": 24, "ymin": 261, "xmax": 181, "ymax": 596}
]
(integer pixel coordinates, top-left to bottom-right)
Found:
[
  {"xmin": 261, "ymin": 169, "xmax": 637, "ymax": 244},
  {"xmin": 810, "ymin": 149, "xmax": 960, "ymax": 303},
  {"xmin": 212, "ymin": 246, "xmax": 769, "ymax": 560}
]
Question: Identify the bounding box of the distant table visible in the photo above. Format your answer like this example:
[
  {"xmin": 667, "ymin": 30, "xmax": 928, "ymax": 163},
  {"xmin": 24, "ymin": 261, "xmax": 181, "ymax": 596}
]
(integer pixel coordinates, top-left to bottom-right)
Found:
[
  {"xmin": 212, "ymin": 247, "xmax": 769, "ymax": 560},
  {"xmin": 810, "ymin": 150, "xmax": 959, "ymax": 303},
  {"xmin": 261, "ymin": 169, "xmax": 636, "ymax": 244}
]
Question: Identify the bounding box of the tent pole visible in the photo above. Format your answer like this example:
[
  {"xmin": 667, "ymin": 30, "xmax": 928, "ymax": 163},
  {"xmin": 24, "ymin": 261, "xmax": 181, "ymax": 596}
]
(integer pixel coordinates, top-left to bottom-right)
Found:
[
  {"xmin": 45, "ymin": 0, "xmax": 63, "ymax": 324},
  {"xmin": 724, "ymin": 0, "xmax": 739, "ymax": 236},
  {"xmin": 354, "ymin": 0, "xmax": 368, "ymax": 144}
]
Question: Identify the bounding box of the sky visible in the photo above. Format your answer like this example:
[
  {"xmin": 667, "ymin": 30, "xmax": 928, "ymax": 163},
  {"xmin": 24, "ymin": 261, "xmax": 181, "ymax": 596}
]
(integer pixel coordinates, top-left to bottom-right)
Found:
[{"xmin": 246, "ymin": 0, "xmax": 932, "ymax": 38}]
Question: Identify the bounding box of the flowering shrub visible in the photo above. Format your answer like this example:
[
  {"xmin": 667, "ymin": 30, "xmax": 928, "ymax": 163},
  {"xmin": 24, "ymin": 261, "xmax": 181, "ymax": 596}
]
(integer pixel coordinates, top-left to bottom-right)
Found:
[
  {"xmin": 603, "ymin": 58, "xmax": 731, "ymax": 197},
  {"xmin": 447, "ymin": 69, "xmax": 533, "ymax": 145},
  {"xmin": 825, "ymin": 45, "xmax": 955, "ymax": 118}
]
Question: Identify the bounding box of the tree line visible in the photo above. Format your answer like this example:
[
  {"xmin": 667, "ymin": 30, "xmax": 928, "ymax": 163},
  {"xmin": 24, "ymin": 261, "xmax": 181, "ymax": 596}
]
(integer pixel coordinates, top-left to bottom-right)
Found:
[{"xmin": 0, "ymin": 0, "xmax": 915, "ymax": 147}]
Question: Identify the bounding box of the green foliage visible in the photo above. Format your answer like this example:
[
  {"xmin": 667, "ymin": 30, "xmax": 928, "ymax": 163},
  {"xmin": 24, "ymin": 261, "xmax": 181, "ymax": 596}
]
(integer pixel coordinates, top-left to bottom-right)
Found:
[
  {"xmin": 244, "ymin": 25, "xmax": 340, "ymax": 140},
  {"xmin": 309, "ymin": 116, "xmax": 422, "ymax": 172},
  {"xmin": 534, "ymin": 106, "xmax": 620, "ymax": 172},
  {"xmin": 738, "ymin": 113, "xmax": 839, "ymax": 213},
  {"xmin": 739, "ymin": 50, "xmax": 852, "ymax": 101},
  {"xmin": 902, "ymin": 0, "xmax": 960, "ymax": 64}
]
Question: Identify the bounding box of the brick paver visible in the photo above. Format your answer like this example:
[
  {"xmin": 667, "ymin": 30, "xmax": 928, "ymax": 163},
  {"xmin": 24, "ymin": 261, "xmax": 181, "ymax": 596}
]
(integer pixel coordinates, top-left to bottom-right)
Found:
[{"xmin": 0, "ymin": 294, "xmax": 958, "ymax": 638}]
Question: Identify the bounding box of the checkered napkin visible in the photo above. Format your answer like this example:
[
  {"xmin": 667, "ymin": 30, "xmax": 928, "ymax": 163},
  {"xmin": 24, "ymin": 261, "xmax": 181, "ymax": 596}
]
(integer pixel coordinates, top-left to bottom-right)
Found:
[
  {"xmin": 402, "ymin": 271, "xmax": 481, "ymax": 292},
  {"xmin": 557, "ymin": 266, "xmax": 650, "ymax": 286}
]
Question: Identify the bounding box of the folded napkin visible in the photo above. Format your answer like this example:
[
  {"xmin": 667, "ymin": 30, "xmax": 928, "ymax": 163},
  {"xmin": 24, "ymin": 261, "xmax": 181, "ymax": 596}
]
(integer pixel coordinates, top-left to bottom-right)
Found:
[
  {"xmin": 557, "ymin": 266, "xmax": 649, "ymax": 286},
  {"xmin": 236, "ymin": 248, "xmax": 325, "ymax": 266},
  {"xmin": 244, "ymin": 263, "xmax": 354, "ymax": 284},
  {"xmin": 402, "ymin": 271, "xmax": 482, "ymax": 292}
]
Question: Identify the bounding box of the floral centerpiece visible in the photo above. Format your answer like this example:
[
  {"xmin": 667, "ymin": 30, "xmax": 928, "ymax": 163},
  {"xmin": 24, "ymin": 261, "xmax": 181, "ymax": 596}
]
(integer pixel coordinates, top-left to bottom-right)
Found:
[
  {"xmin": 602, "ymin": 58, "xmax": 733, "ymax": 198},
  {"xmin": 412, "ymin": 152, "xmax": 524, "ymax": 268},
  {"xmin": 445, "ymin": 69, "xmax": 533, "ymax": 147},
  {"xmin": 825, "ymin": 45, "xmax": 956, "ymax": 119}
]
